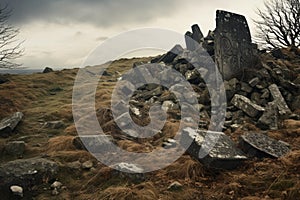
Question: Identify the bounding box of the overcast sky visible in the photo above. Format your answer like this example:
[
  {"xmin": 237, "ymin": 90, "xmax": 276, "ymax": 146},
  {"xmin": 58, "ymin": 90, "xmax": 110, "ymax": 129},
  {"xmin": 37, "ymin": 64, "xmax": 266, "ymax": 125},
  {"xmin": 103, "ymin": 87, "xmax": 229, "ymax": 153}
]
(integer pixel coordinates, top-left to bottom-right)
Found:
[{"xmin": 5, "ymin": 0, "xmax": 265, "ymax": 69}]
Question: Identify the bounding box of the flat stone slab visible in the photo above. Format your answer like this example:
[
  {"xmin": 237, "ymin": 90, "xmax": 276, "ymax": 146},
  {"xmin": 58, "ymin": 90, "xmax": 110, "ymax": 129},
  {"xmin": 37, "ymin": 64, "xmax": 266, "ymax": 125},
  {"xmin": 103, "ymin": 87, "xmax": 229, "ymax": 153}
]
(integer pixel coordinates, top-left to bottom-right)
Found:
[
  {"xmin": 0, "ymin": 112, "xmax": 23, "ymax": 138},
  {"xmin": 231, "ymin": 94, "xmax": 265, "ymax": 118},
  {"xmin": 181, "ymin": 128, "xmax": 247, "ymax": 170},
  {"xmin": 239, "ymin": 132, "xmax": 290, "ymax": 158}
]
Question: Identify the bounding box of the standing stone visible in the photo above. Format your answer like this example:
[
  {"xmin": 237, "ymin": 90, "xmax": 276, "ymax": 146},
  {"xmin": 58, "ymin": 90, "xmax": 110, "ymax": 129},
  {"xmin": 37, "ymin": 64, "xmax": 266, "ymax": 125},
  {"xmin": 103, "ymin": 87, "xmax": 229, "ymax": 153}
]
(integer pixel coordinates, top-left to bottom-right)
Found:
[
  {"xmin": 191, "ymin": 24, "xmax": 204, "ymax": 44},
  {"xmin": 185, "ymin": 31, "xmax": 196, "ymax": 51},
  {"xmin": 185, "ymin": 24, "xmax": 204, "ymax": 52},
  {"xmin": 0, "ymin": 112, "xmax": 23, "ymax": 138},
  {"xmin": 215, "ymin": 10, "xmax": 257, "ymax": 80},
  {"xmin": 268, "ymin": 84, "xmax": 292, "ymax": 116}
]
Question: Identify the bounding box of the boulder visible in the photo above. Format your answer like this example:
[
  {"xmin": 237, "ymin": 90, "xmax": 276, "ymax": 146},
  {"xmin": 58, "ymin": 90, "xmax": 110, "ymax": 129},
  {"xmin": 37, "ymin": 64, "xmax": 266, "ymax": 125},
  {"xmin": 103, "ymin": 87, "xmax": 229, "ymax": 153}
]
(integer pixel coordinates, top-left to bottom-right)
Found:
[
  {"xmin": 239, "ymin": 132, "xmax": 290, "ymax": 158},
  {"xmin": 231, "ymin": 94, "xmax": 265, "ymax": 118},
  {"xmin": 43, "ymin": 67, "xmax": 53, "ymax": 73},
  {"xmin": 181, "ymin": 128, "xmax": 247, "ymax": 170},
  {"xmin": 191, "ymin": 24, "xmax": 204, "ymax": 44},
  {"xmin": 0, "ymin": 158, "xmax": 58, "ymax": 197},
  {"xmin": 0, "ymin": 112, "xmax": 23, "ymax": 138}
]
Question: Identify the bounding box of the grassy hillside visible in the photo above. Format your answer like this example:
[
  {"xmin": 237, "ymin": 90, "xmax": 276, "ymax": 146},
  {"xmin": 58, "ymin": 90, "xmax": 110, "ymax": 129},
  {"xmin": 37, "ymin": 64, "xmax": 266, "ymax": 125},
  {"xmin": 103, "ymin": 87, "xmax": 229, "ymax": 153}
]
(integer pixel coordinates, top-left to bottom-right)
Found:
[{"xmin": 0, "ymin": 55, "xmax": 299, "ymax": 200}]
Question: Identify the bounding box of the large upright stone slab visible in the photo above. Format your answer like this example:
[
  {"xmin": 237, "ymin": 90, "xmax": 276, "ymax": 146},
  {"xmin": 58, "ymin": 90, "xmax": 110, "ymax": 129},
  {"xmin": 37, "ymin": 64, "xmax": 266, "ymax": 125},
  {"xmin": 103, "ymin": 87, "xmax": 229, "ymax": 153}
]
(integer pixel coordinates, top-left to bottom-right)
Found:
[
  {"xmin": 215, "ymin": 10, "xmax": 256, "ymax": 80},
  {"xmin": 185, "ymin": 24, "xmax": 204, "ymax": 51}
]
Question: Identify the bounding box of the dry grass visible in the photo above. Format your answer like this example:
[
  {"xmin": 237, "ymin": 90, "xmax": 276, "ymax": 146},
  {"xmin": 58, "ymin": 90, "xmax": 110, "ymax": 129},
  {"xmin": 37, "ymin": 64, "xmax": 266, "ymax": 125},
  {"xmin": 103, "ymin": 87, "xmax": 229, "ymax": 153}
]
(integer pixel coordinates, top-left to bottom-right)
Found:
[{"xmin": 0, "ymin": 55, "xmax": 300, "ymax": 199}]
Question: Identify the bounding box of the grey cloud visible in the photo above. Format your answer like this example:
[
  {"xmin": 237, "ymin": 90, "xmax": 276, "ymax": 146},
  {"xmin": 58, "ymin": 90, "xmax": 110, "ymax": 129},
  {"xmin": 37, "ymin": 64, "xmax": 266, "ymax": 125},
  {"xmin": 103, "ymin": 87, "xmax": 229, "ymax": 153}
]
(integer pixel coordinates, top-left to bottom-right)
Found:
[{"xmin": 7, "ymin": 0, "xmax": 183, "ymax": 27}]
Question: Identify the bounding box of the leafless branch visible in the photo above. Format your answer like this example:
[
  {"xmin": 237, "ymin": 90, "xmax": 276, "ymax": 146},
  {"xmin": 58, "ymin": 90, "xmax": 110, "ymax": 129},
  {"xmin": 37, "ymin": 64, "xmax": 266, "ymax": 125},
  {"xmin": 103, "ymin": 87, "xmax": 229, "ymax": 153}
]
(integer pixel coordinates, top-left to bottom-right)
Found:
[
  {"xmin": 254, "ymin": 0, "xmax": 300, "ymax": 49},
  {"xmin": 0, "ymin": 3, "xmax": 23, "ymax": 68}
]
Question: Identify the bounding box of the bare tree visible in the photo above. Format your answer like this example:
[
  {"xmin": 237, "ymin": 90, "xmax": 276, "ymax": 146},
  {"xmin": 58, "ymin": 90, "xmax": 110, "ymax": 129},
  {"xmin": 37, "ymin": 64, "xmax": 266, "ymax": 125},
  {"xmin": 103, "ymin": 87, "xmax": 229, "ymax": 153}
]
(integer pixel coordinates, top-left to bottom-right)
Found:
[
  {"xmin": 254, "ymin": 0, "xmax": 300, "ymax": 49},
  {"xmin": 0, "ymin": 4, "xmax": 23, "ymax": 68}
]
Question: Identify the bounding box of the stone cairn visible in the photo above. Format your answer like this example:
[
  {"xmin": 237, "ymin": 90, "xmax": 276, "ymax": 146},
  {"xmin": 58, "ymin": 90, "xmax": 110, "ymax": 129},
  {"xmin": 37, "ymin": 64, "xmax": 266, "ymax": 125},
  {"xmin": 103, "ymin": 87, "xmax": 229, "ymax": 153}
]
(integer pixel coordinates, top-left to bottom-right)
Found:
[{"xmin": 127, "ymin": 10, "xmax": 300, "ymax": 169}]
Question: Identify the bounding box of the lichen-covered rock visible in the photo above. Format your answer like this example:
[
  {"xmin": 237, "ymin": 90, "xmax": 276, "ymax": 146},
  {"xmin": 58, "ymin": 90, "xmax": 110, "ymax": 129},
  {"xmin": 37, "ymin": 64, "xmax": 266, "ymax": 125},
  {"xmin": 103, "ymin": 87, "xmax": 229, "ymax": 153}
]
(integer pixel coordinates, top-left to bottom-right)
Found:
[{"xmin": 239, "ymin": 132, "xmax": 290, "ymax": 158}]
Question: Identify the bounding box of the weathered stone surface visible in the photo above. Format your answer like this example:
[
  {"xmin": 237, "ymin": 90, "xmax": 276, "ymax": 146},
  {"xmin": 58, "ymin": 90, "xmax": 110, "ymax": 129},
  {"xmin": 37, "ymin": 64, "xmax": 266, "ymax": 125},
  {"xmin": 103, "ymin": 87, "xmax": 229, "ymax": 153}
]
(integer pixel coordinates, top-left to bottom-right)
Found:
[
  {"xmin": 0, "ymin": 158, "xmax": 58, "ymax": 196},
  {"xmin": 215, "ymin": 10, "xmax": 257, "ymax": 80},
  {"xmin": 269, "ymin": 84, "xmax": 292, "ymax": 116},
  {"xmin": 72, "ymin": 135, "xmax": 114, "ymax": 153},
  {"xmin": 181, "ymin": 128, "xmax": 247, "ymax": 170},
  {"xmin": 0, "ymin": 112, "xmax": 23, "ymax": 138},
  {"xmin": 191, "ymin": 24, "xmax": 204, "ymax": 44},
  {"xmin": 239, "ymin": 132, "xmax": 290, "ymax": 158},
  {"xmin": 5, "ymin": 141, "xmax": 26, "ymax": 157},
  {"xmin": 258, "ymin": 102, "xmax": 278, "ymax": 130},
  {"xmin": 185, "ymin": 31, "xmax": 195, "ymax": 51},
  {"xmin": 10, "ymin": 185, "xmax": 23, "ymax": 197},
  {"xmin": 231, "ymin": 94, "xmax": 265, "ymax": 117}
]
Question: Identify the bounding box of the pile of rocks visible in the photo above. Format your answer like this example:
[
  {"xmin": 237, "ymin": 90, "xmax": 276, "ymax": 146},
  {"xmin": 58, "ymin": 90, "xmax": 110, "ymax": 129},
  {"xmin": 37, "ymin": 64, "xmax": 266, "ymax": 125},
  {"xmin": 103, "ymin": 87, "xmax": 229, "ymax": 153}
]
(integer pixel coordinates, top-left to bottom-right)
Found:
[{"xmin": 127, "ymin": 10, "xmax": 299, "ymax": 169}]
